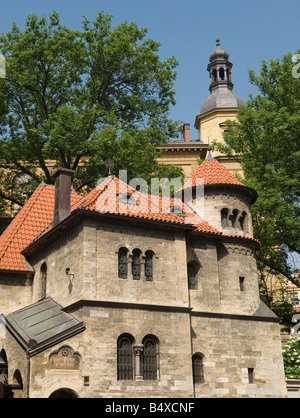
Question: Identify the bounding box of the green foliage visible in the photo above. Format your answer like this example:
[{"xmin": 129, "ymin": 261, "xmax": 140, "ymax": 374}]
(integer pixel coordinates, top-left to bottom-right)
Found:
[
  {"xmin": 214, "ymin": 52, "xmax": 300, "ymax": 301},
  {"xmin": 283, "ymin": 335, "xmax": 300, "ymax": 378},
  {"xmin": 0, "ymin": 11, "xmax": 182, "ymax": 211}
]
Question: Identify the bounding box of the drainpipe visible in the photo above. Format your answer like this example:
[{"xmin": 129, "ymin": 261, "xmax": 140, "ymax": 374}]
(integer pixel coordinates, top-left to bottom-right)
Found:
[{"xmin": 26, "ymin": 355, "xmax": 31, "ymax": 398}]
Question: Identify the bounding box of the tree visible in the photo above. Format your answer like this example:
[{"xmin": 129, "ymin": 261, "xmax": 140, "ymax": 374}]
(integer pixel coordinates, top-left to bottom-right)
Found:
[
  {"xmin": 0, "ymin": 11, "xmax": 183, "ymax": 213},
  {"xmin": 213, "ymin": 52, "xmax": 300, "ymax": 322}
]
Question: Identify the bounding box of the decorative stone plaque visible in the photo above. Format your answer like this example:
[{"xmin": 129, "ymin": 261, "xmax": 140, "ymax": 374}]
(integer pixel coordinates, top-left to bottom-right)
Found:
[{"xmin": 49, "ymin": 346, "xmax": 80, "ymax": 370}]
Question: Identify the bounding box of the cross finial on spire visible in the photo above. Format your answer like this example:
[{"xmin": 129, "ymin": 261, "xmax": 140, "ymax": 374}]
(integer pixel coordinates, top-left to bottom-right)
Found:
[
  {"xmin": 206, "ymin": 145, "xmax": 214, "ymax": 161},
  {"xmin": 105, "ymin": 159, "xmax": 114, "ymax": 176}
]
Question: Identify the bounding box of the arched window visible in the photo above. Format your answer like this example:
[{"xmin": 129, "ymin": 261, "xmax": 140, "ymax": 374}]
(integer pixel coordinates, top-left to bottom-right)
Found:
[
  {"xmin": 219, "ymin": 67, "xmax": 225, "ymax": 80},
  {"xmin": 145, "ymin": 251, "xmax": 153, "ymax": 282},
  {"xmin": 117, "ymin": 334, "xmax": 134, "ymax": 380},
  {"xmin": 230, "ymin": 209, "xmax": 239, "ymax": 228},
  {"xmin": 187, "ymin": 263, "xmax": 197, "ymax": 290},
  {"xmin": 118, "ymin": 248, "xmax": 128, "ymax": 279},
  {"xmin": 221, "ymin": 208, "xmax": 229, "ymax": 227},
  {"xmin": 212, "ymin": 69, "xmax": 217, "ymax": 82},
  {"xmin": 142, "ymin": 336, "xmax": 159, "ymax": 380},
  {"xmin": 132, "ymin": 249, "xmax": 141, "ymax": 280},
  {"xmin": 192, "ymin": 354, "xmax": 204, "ymax": 384},
  {"xmin": 40, "ymin": 262, "xmax": 47, "ymax": 299},
  {"xmin": 239, "ymin": 211, "xmax": 247, "ymax": 231},
  {"xmin": 0, "ymin": 349, "xmax": 8, "ymax": 375}
]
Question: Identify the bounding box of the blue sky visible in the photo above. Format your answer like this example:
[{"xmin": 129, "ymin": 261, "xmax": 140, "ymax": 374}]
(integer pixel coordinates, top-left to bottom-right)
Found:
[{"xmin": 0, "ymin": 0, "xmax": 299, "ymax": 139}]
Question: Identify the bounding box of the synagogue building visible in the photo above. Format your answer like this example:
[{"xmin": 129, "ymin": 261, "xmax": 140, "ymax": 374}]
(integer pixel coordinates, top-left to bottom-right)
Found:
[{"xmin": 0, "ymin": 40, "xmax": 287, "ymax": 398}]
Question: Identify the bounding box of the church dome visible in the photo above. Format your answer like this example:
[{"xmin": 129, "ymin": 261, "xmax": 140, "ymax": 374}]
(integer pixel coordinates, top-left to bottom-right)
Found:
[
  {"xmin": 199, "ymin": 38, "xmax": 246, "ymax": 115},
  {"xmin": 200, "ymin": 87, "xmax": 246, "ymax": 115},
  {"xmin": 209, "ymin": 38, "xmax": 229, "ymax": 62}
]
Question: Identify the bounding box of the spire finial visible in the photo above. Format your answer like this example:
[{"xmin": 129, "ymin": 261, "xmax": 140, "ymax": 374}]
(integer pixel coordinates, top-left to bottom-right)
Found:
[
  {"xmin": 216, "ymin": 33, "xmax": 220, "ymax": 47},
  {"xmin": 105, "ymin": 159, "xmax": 114, "ymax": 176},
  {"xmin": 206, "ymin": 144, "xmax": 215, "ymax": 161}
]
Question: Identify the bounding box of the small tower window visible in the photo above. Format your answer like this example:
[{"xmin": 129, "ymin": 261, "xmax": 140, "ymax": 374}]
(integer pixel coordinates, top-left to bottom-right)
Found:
[
  {"xmin": 230, "ymin": 209, "xmax": 239, "ymax": 228},
  {"xmin": 219, "ymin": 67, "xmax": 225, "ymax": 80},
  {"xmin": 118, "ymin": 248, "xmax": 128, "ymax": 279},
  {"xmin": 40, "ymin": 262, "xmax": 47, "ymax": 299},
  {"xmin": 212, "ymin": 69, "xmax": 217, "ymax": 82},
  {"xmin": 132, "ymin": 249, "xmax": 141, "ymax": 280},
  {"xmin": 248, "ymin": 368, "xmax": 254, "ymax": 384},
  {"xmin": 192, "ymin": 354, "xmax": 204, "ymax": 384},
  {"xmin": 239, "ymin": 277, "xmax": 245, "ymax": 292},
  {"xmin": 221, "ymin": 209, "xmax": 229, "ymax": 227},
  {"xmin": 187, "ymin": 263, "xmax": 197, "ymax": 290},
  {"xmin": 239, "ymin": 211, "xmax": 247, "ymax": 230},
  {"xmin": 145, "ymin": 251, "xmax": 153, "ymax": 282}
]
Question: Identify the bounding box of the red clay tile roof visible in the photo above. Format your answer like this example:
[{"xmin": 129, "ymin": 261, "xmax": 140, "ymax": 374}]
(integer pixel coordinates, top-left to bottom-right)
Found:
[
  {"xmin": 176, "ymin": 158, "xmax": 245, "ymax": 194},
  {"xmin": 77, "ymin": 176, "xmax": 221, "ymax": 235},
  {"xmin": 0, "ymin": 184, "xmax": 81, "ymax": 272},
  {"xmin": 0, "ymin": 167, "xmax": 260, "ymax": 273}
]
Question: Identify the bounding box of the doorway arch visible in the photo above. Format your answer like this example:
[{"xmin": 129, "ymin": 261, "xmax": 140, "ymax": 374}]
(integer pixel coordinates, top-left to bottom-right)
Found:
[{"xmin": 49, "ymin": 388, "xmax": 79, "ymax": 398}]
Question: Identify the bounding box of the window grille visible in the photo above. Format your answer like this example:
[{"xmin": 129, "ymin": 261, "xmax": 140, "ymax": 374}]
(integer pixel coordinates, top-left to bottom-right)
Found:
[
  {"xmin": 145, "ymin": 251, "xmax": 153, "ymax": 282},
  {"xmin": 117, "ymin": 336, "xmax": 134, "ymax": 380},
  {"xmin": 142, "ymin": 337, "xmax": 158, "ymax": 380},
  {"xmin": 192, "ymin": 354, "xmax": 204, "ymax": 384},
  {"xmin": 118, "ymin": 248, "xmax": 128, "ymax": 279},
  {"xmin": 132, "ymin": 250, "xmax": 141, "ymax": 280}
]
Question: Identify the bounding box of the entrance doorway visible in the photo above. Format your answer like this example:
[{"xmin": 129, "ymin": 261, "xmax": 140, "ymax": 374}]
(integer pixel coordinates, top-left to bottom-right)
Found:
[{"xmin": 49, "ymin": 388, "xmax": 79, "ymax": 398}]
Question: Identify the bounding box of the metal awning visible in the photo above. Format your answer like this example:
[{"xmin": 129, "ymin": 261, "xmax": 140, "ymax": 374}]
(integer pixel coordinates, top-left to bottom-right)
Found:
[{"xmin": 3, "ymin": 297, "xmax": 85, "ymax": 356}]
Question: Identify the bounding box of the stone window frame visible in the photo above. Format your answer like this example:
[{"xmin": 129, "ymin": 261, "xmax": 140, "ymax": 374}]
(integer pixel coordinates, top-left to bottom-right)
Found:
[
  {"xmin": 192, "ymin": 353, "xmax": 205, "ymax": 384},
  {"xmin": 117, "ymin": 333, "xmax": 135, "ymax": 381},
  {"xmin": 40, "ymin": 262, "xmax": 47, "ymax": 299},
  {"xmin": 144, "ymin": 250, "xmax": 154, "ymax": 282},
  {"xmin": 221, "ymin": 208, "xmax": 249, "ymax": 233},
  {"xmin": 187, "ymin": 261, "xmax": 200, "ymax": 290},
  {"xmin": 116, "ymin": 246, "xmax": 156, "ymax": 282},
  {"xmin": 117, "ymin": 334, "xmax": 160, "ymax": 382},
  {"xmin": 118, "ymin": 247, "xmax": 129, "ymax": 279},
  {"xmin": 131, "ymin": 249, "xmax": 142, "ymax": 280},
  {"xmin": 221, "ymin": 208, "xmax": 229, "ymax": 228},
  {"xmin": 141, "ymin": 335, "xmax": 160, "ymax": 381}
]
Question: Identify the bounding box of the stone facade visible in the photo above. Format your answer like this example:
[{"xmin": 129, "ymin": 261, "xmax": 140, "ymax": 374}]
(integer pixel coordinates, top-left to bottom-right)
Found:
[
  {"xmin": 0, "ymin": 37, "xmax": 289, "ymax": 399},
  {"xmin": 0, "ymin": 180, "xmax": 288, "ymax": 397}
]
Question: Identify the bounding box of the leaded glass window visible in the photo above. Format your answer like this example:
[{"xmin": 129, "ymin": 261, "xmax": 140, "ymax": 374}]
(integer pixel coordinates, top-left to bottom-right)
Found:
[
  {"xmin": 145, "ymin": 251, "xmax": 153, "ymax": 282},
  {"xmin": 132, "ymin": 250, "xmax": 141, "ymax": 280},
  {"xmin": 118, "ymin": 248, "xmax": 128, "ymax": 279},
  {"xmin": 142, "ymin": 337, "xmax": 158, "ymax": 380},
  {"xmin": 117, "ymin": 335, "xmax": 134, "ymax": 380}
]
